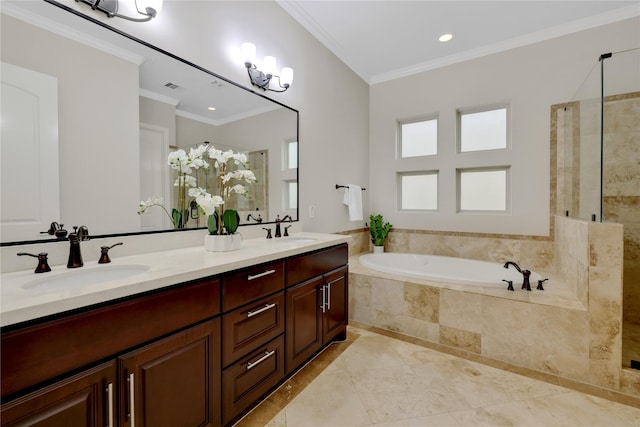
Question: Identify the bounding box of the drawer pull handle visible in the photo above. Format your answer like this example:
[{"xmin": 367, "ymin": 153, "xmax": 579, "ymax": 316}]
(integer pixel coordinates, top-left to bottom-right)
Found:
[
  {"xmin": 247, "ymin": 303, "xmax": 276, "ymax": 318},
  {"xmin": 247, "ymin": 350, "xmax": 276, "ymax": 370},
  {"xmin": 106, "ymin": 382, "xmax": 114, "ymax": 427},
  {"xmin": 128, "ymin": 373, "xmax": 135, "ymax": 427},
  {"xmin": 247, "ymin": 269, "xmax": 276, "ymax": 281}
]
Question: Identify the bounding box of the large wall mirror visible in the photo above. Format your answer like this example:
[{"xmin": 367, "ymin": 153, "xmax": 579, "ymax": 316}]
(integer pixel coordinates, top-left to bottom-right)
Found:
[{"xmin": 0, "ymin": 0, "xmax": 298, "ymax": 245}]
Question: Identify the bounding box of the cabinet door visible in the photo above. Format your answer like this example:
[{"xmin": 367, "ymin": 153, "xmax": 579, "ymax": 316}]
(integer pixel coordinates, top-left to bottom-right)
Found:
[
  {"xmin": 323, "ymin": 266, "xmax": 349, "ymax": 344},
  {"xmin": 119, "ymin": 318, "xmax": 221, "ymax": 427},
  {"xmin": 1, "ymin": 361, "xmax": 116, "ymax": 427},
  {"xmin": 285, "ymin": 277, "xmax": 323, "ymax": 375}
]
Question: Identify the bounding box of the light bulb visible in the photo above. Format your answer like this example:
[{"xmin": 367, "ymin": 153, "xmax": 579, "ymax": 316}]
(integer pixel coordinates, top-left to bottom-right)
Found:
[
  {"xmin": 241, "ymin": 42, "xmax": 256, "ymax": 67},
  {"xmin": 280, "ymin": 67, "xmax": 294, "ymax": 87},
  {"xmin": 263, "ymin": 56, "xmax": 277, "ymax": 77}
]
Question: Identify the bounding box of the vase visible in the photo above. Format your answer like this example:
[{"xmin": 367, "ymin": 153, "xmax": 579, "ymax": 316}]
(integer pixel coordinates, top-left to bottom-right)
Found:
[
  {"xmin": 373, "ymin": 245, "xmax": 384, "ymax": 254},
  {"xmin": 205, "ymin": 234, "xmax": 242, "ymax": 252}
]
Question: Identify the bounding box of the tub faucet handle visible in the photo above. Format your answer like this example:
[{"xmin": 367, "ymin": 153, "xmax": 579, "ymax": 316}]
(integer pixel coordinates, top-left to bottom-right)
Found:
[
  {"xmin": 502, "ymin": 279, "xmax": 514, "ymax": 291},
  {"xmin": 537, "ymin": 278, "xmax": 548, "ymax": 291}
]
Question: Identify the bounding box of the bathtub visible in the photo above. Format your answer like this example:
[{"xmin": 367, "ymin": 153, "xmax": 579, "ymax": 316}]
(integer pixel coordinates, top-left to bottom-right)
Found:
[{"xmin": 358, "ymin": 252, "xmax": 543, "ymax": 289}]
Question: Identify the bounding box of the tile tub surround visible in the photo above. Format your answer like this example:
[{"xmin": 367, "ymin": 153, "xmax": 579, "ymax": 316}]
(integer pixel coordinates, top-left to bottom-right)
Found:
[{"xmin": 349, "ymin": 216, "xmax": 639, "ymax": 399}]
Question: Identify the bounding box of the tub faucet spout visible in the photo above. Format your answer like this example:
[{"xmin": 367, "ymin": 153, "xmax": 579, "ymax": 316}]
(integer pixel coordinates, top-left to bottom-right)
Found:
[{"xmin": 503, "ymin": 261, "xmax": 531, "ymax": 291}]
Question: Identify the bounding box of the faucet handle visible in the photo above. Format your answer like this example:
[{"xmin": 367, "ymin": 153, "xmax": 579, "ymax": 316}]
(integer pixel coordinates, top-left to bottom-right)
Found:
[
  {"xmin": 18, "ymin": 252, "xmax": 52, "ymax": 273},
  {"xmin": 77, "ymin": 226, "xmax": 90, "ymax": 241},
  {"xmin": 262, "ymin": 227, "xmax": 272, "ymax": 239},
  {"xmin": 502, "ymin": 279, "xmax": 514, "ymax": 291},
  {"xmin": 284, "ymin": 224, "xmax": 292, "ymax": 237},
  {"xmin": 537, "ymin": 278, "xmax": 548, "ymax": 291},
  {"xmin": 98, "ymin": 242, "xmax": 123, "ymax": 264}
]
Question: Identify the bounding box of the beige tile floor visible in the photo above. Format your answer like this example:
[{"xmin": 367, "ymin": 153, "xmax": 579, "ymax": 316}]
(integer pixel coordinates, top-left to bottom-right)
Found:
[{"xmin": 237, "ymin": 326, "xmax": 640, "ymax": 427}]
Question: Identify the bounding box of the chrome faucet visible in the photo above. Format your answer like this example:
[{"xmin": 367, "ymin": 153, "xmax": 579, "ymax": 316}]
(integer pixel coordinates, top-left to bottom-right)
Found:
[
  {"xmin": 503, "ymin": 261, "xmax": 531, "ymax": 291},
  {"xmin": 67, "ymin": 226, "xmax": 90, "ymax": 268},
  {"xmin": 274, "ymin": 215, "xmax": 292, "ymax": 238}
]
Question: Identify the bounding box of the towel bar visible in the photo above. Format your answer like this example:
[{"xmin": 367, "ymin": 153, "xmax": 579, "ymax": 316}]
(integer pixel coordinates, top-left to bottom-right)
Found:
[{"xmin": 336, "ymin": 184, "xmax": 366, "ymax": 190}]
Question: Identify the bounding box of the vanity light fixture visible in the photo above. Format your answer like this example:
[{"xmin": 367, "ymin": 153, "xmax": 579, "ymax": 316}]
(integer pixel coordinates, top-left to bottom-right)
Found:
[
  {"xmin": 75, "ymin": 0, "xmax": 163, "ymax": 22},
  {"xmin": 241, "ymin": 42, "xmax": 294, "ymax": 93}
]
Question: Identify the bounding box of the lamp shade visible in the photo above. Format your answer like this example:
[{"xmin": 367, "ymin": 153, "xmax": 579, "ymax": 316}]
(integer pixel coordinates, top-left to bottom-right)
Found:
[
  {"xmin": 280, "ymin": 67, "xmax": 294, "ymax": 87},
  {"xmin": 241, "ymin": 42, "xmax": 256, "ymax": 66},
  {"xmin": 263, "ymin": 56, "xmax": 277, "ymax": 77}
]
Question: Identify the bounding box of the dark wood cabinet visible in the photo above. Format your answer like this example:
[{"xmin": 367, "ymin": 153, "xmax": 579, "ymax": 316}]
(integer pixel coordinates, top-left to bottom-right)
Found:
[
  {"xmin": 0, "ymin": 361, "xmax": 116, "ymax": 427},
  {"xmin": 119, "ymin": 319, "xmax": 221, "ymax": 427},
  {"xmin": 285, "ymin": 276, "xmax": 324, "ymax": 372},
  {"xmin": 1, "ymin": 242, "xmax": 348, "ymax": 427},
  {"xmin": 222, "ymin": 292, "xmax": 285, "ymax": 368},
  {"xmin": 285, "ymin": 265, "xmax": 348, "ymax": 375},
  {"xmin": 322, "ymin": 266, "xmax": 348, "ymax": 344},
  {"xmin": 221, "ymin": 336, "xmax": 285, "ymax": 425}
]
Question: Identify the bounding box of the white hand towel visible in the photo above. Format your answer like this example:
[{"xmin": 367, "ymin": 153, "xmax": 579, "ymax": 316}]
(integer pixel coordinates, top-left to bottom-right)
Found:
[{"xmin": 343, "ymin": 184, "xmax": 363, "ymax": 221}]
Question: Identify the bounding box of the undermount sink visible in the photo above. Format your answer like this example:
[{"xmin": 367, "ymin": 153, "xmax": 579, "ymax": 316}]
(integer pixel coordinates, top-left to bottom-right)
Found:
[{"xmin": 22, "ymin": 264, "xmax": 150, "ymax": 291}]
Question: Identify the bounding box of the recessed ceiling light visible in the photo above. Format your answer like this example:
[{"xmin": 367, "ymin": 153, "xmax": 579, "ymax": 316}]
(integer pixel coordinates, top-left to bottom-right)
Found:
[
  {"xmin": 208, "ymin": 107, "xmax": 217, "ymax": 111},
  {"xmin": 438, "ymin": 33, "xmax": 454, "ymax": 43}
]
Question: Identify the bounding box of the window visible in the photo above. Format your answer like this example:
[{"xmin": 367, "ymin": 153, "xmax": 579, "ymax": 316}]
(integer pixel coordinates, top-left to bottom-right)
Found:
[
  {"xmin": 399, "ymin": 118, "xmax": 438, "ymax": 158},
  {"xmin": 459, "ymin": 107, "xmax": 507, "ymax": 152},
  {"xmin": 286, "ymin": 140, "xmax": 298, "ymax": 169},
  {"xmin": 399, "ymin": 171, "xmax": 438, "ymax": 210},
  {"xmin": 285, "ymin": 180, "xmax": 297, "ymax": 211},
  {"xmin": 458, "ymin": 168, "xmax": 508, "ymax": 212}
]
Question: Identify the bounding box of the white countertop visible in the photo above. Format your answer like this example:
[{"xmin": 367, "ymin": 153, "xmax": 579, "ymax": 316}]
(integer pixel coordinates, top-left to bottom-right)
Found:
[{"xmin": 1, "ymin": 233, "xmax": 350, "ymax": 328}]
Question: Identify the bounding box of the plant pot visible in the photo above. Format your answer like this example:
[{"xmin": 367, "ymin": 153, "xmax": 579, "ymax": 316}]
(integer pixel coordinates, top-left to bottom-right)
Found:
[
  {"xmin": 373, "ymin": 245, "xmax": 384, "ymax": 254},
  {"xmin": 205, "ymin": 234, "xmax": 242, "ymax": 252}
]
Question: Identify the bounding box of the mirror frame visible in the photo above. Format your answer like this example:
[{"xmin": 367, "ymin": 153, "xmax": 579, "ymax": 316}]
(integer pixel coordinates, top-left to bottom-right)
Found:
[{"xmin": 1, "ymin": 0, "xmax": 299, "ymax": 247}]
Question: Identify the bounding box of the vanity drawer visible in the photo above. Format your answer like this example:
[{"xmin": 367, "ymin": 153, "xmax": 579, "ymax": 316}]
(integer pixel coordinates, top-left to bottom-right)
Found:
[
  {"xmin": 222, "ymin": 335, "xmax": 284, "ymax": 425},
  {"xmin": 222, "ymin": 291, "xmax": 285, "ymax": 367},
  {"xmin": 222, "ymin": 261, "xmax": 285, "ymax": 312},
  {"xmin": 286, "ymin": 243, "xmax": 348, "ymax": 287}
]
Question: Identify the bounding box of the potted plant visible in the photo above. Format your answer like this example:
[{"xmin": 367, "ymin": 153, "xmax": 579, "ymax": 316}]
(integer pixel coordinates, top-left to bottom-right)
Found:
[
  {"xmin": 189, "ymin": 145, "xmax": 256, "ymax": 251},
  {"xmin": 138, "ymin": 143, "xmax": 256, "ymax": 251},
  {"xmin": 369, "ymin": 214, "xmax": 392, "ymax": 253}
]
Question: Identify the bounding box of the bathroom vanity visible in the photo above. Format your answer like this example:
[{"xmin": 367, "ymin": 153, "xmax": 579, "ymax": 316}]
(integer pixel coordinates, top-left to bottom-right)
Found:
[{"xmin": 0, "ymin": 234, "xmax": 349, "ymax": 427}]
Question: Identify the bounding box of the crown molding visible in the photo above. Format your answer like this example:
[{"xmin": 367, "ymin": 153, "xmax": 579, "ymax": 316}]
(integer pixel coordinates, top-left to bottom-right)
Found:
[{"xmin": 1, "ymin": 1, "xmax": 144, "ymax": 65}]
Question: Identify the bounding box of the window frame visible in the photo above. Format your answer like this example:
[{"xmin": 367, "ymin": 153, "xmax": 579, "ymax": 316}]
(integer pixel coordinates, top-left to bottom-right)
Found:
[
  {"xmin": 397, "ymin": 115, "xmax": 439, "ymax": 159},
  {"xmin": 457, "ymin": 104, "xmax": 510, "ymax": 154},
  {"xmin": 397, "ymin": 170, "xmax": 439, "ymax": 212},
  {"xmin": 456, "ymin": 166, "xmax": 511, "ymax": 214}
]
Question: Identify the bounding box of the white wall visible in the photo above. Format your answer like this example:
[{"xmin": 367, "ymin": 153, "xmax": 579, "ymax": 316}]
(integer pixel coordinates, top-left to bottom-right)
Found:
[
  {"xmin": 369, "ymin": 17, "xmax": 639, "ymax": 237},
  {"xmin": 61, "ymin": 0, "xmax": 370, "ymax": 234},
  {"xmin": 2, "ymin": 14, "xmax": 141, "ymax": 235}
]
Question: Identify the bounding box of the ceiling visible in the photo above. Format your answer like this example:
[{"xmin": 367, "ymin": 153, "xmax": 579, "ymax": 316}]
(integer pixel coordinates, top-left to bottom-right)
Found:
[{"xmin": 277, "ymin": 1, "xmax": 640, "ymax": 84}]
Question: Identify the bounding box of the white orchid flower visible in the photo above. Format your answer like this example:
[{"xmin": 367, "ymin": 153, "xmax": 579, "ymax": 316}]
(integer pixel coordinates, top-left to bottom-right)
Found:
[{"xmin": 230, "ymin": 184, "xmax": 246, "ymax": 195}]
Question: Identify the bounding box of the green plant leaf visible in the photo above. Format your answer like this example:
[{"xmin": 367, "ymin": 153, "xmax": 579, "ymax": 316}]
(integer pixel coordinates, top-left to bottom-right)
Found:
[
  {"xmin": 222, "ymin": 209, "xmax": 240, "ymax": 234},
  {"xmin": 369, "ymin": 214, "xmax": 392, "ymax": 246},
  {"xmin": 208, "ymin": 212, "xmax": 218, "ymax": 234}
]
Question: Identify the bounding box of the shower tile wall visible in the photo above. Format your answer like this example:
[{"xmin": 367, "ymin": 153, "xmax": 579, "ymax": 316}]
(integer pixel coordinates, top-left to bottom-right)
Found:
[{"xmin": 600, "ymin": 93, "xmax": 640, "ymax": 325}]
